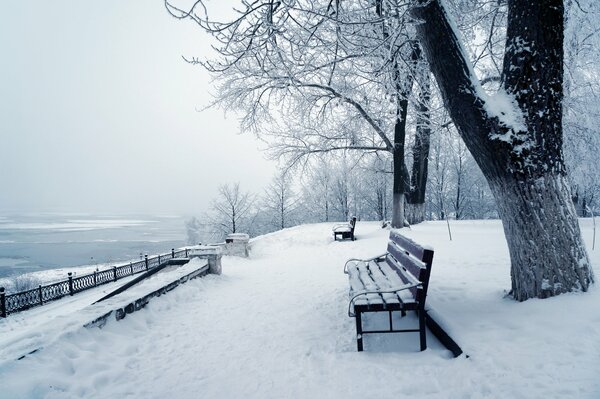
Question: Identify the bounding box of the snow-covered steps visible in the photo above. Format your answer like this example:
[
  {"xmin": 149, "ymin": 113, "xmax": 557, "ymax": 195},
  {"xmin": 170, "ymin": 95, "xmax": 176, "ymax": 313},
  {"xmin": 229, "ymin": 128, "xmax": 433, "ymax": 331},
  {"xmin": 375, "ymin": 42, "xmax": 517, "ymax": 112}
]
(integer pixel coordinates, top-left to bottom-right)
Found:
[
  {"xmin": 86, "ymin": 259, "xmax": 208, "ymax": 328},
  {"xmin": 0, "ymin": 258, "xmax": 209, "ymax": 364}
]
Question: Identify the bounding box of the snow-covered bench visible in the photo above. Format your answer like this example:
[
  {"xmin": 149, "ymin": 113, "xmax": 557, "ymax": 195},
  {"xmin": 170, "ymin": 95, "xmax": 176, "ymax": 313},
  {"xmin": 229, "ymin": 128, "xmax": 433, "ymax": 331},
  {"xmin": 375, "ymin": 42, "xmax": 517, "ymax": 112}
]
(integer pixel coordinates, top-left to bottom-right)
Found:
[
  {"xmin": 332, "ymin": 217, "xmax": 357, "ymax": 241},
  {"xmin": 344, "ymin": 231, "xmax": 434, "ymax": 351}
]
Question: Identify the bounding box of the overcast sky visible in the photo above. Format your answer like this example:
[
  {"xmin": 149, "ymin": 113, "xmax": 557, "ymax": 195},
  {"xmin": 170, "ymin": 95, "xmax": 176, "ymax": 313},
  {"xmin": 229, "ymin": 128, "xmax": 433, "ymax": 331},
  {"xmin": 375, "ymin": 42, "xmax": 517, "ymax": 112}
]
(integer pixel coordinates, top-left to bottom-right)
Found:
[{"xmin": 0, "ymin": 0, "xmax": 276, "ymax": 216}]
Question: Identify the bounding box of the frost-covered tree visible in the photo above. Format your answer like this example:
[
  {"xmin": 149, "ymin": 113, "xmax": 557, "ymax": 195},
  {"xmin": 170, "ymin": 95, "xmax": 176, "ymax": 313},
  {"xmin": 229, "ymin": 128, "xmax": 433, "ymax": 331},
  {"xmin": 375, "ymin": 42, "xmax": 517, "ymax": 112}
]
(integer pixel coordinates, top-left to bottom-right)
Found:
[
  {"xmin": 563, "ymin": 0, "xmax": 600, "ymax": 216},
  {"xmin": 405, "ymin": 69, "xmax": 433, "ymax": 224},
  {"xmin": 426, "ymin": 127, "xmax": 452, "ymax": 220},
  {"xmin": 297, "ymin": 158, "xmax": 335, "ymax": 223},
  {"xmin": 165, "ymin": 0, "xmax": 431, "ymax": 228},
  {"xmin": 361, "ymin": 156, "xmax": 392, "ymax": 222},
  {"xmin": 209, "ymin": 182, "xmax": 255, "ymax": 237},
  {"xmin": 262, "ymin": 172, "xmax": 297, "ymax": 230},
  {"xmin": 412, "ymin": 0, "xmax": 594, "ymax": 299},
  {"xmin": 185, "ymin": 217, "xmax": 203, "ymax": 245}
]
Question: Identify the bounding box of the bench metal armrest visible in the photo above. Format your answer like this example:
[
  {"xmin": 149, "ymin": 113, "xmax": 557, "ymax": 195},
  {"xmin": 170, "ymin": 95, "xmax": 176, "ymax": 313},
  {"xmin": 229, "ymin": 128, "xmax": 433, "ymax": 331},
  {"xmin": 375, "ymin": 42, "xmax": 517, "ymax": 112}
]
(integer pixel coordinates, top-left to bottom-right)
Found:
[
  {"xmin": 343, "ymin": 253, "xmax": 387, "ymax": 274},
  {"xmin": 347, "ymin": 283, "xmax": 422, "ymax": 316}
]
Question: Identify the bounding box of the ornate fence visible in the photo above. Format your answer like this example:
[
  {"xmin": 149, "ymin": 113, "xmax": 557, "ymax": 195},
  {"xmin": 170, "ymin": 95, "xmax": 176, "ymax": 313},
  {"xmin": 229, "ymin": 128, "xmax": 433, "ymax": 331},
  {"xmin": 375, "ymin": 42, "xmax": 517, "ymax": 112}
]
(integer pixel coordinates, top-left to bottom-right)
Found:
[{"xmin": 0, "ymin": 248, "xmax": 189, "ymax": 317}]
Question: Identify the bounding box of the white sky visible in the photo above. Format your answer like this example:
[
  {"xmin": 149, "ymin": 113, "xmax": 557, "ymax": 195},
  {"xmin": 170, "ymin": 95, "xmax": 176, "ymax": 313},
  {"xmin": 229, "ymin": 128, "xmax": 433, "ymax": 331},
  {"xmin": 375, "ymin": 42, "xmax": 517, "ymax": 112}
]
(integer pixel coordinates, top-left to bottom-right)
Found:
[{"xmin": 0, "ymin": 0, "xmax": 276, "ymax": 216}]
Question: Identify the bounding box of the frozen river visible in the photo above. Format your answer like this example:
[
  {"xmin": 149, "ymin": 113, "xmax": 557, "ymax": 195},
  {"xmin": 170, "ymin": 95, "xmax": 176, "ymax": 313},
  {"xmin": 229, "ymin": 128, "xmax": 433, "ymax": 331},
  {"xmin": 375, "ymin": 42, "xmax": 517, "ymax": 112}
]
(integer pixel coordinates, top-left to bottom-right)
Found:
[{"xmin": 0, "ymin": 214, "xmax": 188, "ymax": 278}]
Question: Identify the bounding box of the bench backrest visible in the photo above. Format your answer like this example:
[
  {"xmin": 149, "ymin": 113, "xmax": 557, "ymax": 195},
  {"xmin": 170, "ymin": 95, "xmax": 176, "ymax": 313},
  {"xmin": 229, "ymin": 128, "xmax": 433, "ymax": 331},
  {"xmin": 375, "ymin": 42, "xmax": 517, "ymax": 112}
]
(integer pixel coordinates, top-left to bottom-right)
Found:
[
  {"xmin": 349, "ymin": 217, "xmax": 357, "ymax": 231},
  {"xmin": 385, "ymin": 231, "xmax": 434, "ymax": 304}
]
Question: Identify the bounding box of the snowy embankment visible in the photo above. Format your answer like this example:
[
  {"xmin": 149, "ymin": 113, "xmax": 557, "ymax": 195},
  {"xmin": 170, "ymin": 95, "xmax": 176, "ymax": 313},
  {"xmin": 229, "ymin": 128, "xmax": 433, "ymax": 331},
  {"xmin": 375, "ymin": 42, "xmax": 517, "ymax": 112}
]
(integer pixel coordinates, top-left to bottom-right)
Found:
[{"xmin": 1, "ymin": 220, "xmax": 599, "ymax": 398}]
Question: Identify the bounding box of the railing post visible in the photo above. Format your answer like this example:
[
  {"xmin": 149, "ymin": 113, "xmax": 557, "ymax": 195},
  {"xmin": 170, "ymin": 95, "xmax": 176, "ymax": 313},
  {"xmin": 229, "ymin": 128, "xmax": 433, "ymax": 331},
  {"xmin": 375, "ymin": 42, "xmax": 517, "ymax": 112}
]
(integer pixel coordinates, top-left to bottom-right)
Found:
[
  {"xmin": 172, "ymin": 248, "xmax": 175, "ymax": 258},
  {"xmin": 0, "ymin": 287, "xmax": 6, "ymax": 318},
  {"xmin": 158, "ymin": 254, "xmax": 161, "ymax": 265},
  {"xmin": 113, "ymin": 266, "xmax": 117, "ymax": 282},
  {"xmin": 94, "ymin": 271, "xmax": 97, "ymax": 286},
  {"xmin": 185, "ymin": 248, "xmax": 188, "ymax": 257},
  {"xmin": 68, "ymin": 273, "xmax": 74, "ymax": 296},
  {"xmin": 145, "ymin": 255, "xmax": 148, "ymax": 270},
  {"xmin": 39, "ymin": 285, "xmax": 43, "ymax": 305},
  {"xmin": 130, "ymin": 262, "xmax": 134, "ymax": 275}
]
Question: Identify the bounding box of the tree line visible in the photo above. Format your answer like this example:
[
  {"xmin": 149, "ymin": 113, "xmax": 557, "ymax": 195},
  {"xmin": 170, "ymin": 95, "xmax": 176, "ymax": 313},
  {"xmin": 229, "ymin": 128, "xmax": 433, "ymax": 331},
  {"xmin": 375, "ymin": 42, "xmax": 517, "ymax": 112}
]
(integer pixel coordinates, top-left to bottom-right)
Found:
[{"xmin": 189, "ymin": 126, "xmax": 500, "ymax": 245}]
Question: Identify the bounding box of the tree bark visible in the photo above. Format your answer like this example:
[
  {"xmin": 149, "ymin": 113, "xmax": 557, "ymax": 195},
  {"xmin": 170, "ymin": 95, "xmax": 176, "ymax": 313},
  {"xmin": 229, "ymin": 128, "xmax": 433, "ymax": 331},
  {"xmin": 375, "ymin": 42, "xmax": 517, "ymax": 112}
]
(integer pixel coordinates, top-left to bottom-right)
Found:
[
  {"xmin": 391, "ymin": 98, "xmax": 409, "ymax": 228},
  {"xmin": 412, "ymin": 0, "xmax": 594, "ymax": 300},
  {"xmin": 491, "ymin": 175, "xmax": 591, "ymax": 299},
  {"xmin": 391, "ymin": 44, "xmax": 422, "ymax": 228},
  {"xmin": 405, "ymin": 203, "xmax": 425, "ymax": 225},
  {"xmin": 454, "ymin": 156, "xmax": 462, "ymax": 219},
  {"xmin": 377, "ymin": 0, "xmax": 418, "ymax": 229},
  {"xmin": 406, "ymin": 68, "xmax": 432, "ymax": 225}
]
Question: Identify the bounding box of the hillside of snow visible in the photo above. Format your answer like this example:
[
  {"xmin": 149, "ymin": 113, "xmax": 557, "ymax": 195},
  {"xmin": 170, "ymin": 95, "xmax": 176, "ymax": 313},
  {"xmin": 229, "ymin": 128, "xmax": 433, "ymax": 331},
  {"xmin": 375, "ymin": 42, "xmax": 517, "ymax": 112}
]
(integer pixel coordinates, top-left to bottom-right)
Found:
[{"xmin": 0, "ymin": 220, "xmax": 599, "ymax": 398}]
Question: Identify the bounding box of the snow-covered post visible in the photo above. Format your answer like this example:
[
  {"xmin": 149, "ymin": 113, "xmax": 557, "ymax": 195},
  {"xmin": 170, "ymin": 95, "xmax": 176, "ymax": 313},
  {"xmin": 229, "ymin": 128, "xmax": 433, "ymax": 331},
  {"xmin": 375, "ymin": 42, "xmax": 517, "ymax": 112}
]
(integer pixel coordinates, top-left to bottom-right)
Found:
[
  {"xmin": 144, "ymin": 254, "xmax": 149, "ymax": 270},
  {"xmin": 68, "ymin": 273, "xmax": 74, "ymax": 296},
  {"xmin": 446, "ymin": 215, "xmax": 452, "ymax": 242},
  {"xmin": 171, "ymin": 248, "xmax": 175, "ymax": 258},
  {"xmin": 593, "ymin": 213, "xmax": 596, "ymax": 251},
  {"xmin": 0, "ymin": 287, "xmax": 6, "ymax": 318},
  {"xmin": 224, "ymin": 233, "xmax": 250, "ymax": 258},
  {"xmin": 188, "ymin": 246, "xmax": 223, "ymax": 275},
  {"xmin": 113, "ymin": 266, "xmax": 117, "ymax": 282},
  {"xmin": 38, "ymin": 285, "xmax": 43, "ymax": 305}
]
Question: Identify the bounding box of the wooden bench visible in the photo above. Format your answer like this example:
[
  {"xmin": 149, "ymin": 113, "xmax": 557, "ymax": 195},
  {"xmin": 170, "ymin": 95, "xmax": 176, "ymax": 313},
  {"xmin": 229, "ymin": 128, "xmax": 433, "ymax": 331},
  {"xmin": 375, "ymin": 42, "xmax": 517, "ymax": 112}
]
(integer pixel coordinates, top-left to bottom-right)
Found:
[
  {"xmin": 344, "ymin": 231, "xmax": 434, "ymax": 351},
  {"xmin": 333, "ymin": 217, "xmax": 357, "ymax": 241}
]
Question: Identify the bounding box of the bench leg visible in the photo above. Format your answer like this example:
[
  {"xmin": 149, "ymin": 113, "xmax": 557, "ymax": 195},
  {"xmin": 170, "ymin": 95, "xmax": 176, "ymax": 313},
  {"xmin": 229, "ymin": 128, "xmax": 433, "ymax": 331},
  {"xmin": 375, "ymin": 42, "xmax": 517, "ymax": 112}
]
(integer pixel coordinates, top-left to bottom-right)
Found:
[
  {"xmin": 419, "ymin": 309, "xmax": 427, "ymax": 351},
  {"xmin": 355, "ymin": 311, "xmax": 364, "ymax": 351}
]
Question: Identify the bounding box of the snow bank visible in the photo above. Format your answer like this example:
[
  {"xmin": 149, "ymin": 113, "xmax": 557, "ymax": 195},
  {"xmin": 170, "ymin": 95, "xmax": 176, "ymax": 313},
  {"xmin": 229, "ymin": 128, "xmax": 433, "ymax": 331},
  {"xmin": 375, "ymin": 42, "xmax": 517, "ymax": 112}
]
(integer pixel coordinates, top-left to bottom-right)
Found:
[{"xmin": 0, "ymin": 220, "xmax": 599, "ymax": 398}]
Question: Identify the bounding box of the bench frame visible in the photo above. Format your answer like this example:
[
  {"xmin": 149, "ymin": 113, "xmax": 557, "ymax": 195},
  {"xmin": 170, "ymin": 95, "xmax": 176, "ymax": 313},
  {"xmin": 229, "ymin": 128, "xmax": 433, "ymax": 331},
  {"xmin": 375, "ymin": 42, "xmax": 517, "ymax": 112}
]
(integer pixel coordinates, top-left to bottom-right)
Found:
[
  {"xmin": 333, "ymin": 217, "xmax": 357, "ymax": 241},
  {"xmin": 344, "ymin": 231, "xmax": 434, "ymax": 352}
]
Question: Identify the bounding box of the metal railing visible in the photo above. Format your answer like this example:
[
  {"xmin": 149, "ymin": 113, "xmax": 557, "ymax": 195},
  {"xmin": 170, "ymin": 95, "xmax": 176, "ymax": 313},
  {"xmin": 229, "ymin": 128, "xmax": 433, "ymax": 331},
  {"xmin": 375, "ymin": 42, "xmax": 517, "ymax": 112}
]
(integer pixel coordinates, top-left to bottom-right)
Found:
[{"xmin": 0, "ymin": 248, "xmax": 190, "ymax": 317}]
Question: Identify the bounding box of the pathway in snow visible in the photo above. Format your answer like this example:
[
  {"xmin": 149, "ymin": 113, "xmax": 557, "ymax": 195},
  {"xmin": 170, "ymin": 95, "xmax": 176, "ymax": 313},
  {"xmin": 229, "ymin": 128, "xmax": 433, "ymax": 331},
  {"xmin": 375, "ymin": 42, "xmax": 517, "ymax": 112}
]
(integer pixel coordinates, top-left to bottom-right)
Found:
[{"xmin": 1, "ymin": 221, "xmax": 599, "ymax": 398}]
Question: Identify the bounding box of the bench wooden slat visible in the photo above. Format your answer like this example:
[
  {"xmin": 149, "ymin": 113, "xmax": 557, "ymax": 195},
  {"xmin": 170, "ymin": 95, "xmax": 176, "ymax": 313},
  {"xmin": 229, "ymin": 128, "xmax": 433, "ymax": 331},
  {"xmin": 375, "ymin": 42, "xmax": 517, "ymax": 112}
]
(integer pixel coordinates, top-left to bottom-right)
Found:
[
  {"xmin": 348, "ymin": 260, "xmax": 414, "ymax": 307},
  {"xmin": 389, "ymin": 231, "xmax": 429, "ymax": 260},
  {"xmin": 360, "ymin": 262, "xmax": 391, "ymax": 308},
  {"xmin": 365, "ymin": 261, "xmax": 403, "ymax": 308},
  {"xmin": 349, "ymin": 263, "xmax": 382, "ymax": 308},
  {"xmin": 384, "ymin": 255, "xmax": 420, "ymax": 299},
  {"xmin": 386, "ymin": 241, "xmax": 426, "ymax": 279}
]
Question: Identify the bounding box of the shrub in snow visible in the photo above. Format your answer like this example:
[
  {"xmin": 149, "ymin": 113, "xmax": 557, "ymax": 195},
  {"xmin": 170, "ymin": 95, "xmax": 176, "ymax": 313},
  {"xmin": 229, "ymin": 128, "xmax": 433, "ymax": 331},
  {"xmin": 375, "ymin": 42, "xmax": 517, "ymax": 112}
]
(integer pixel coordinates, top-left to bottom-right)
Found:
[{"xmin": 9, "ymin": 274, "xmax": 42, "ymax": 293}]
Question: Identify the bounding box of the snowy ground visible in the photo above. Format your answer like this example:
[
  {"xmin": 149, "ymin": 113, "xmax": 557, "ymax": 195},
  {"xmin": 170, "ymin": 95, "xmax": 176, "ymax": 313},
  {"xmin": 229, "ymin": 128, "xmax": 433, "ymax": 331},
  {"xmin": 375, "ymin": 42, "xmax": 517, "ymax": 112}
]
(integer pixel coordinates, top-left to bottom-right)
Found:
[{"xmin": 0, "ymin": 220, "xmax": 599, "ymax": 398}]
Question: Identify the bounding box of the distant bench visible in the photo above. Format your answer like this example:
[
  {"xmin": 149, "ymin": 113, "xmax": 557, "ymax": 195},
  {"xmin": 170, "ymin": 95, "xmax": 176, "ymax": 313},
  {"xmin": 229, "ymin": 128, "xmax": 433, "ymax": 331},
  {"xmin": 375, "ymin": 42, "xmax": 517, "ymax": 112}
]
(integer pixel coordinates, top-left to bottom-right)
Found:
[
  {"xmin": 333, "ymin": 217, "xmax": 357, "ymax": 241},
  {"xmin": 344, "ymin": 231, "xmax": 434, "ymax": 351}
]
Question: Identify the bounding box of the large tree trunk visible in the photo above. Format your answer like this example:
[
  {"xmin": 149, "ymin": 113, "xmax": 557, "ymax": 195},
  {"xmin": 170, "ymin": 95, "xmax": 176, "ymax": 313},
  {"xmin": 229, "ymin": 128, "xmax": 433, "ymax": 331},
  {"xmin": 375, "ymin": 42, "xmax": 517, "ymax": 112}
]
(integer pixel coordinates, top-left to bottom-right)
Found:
[
  {"xmin": 391, "ymin": 46, "xmax": 422, "ymax": 228},
  {"xmin": 412, "ymin": 0, "xmax": 594, "ymax": 300},
  {"xmin": 491, "ymin": 175, "xmax": 591, "ymax": 299},
  {"xmin": 406, "ymin": 69, "xmax": 432, "ymax": 225},
  {"xmin": 378, "ymin": 0, "xmax": 421, "ymax": 229},
  {"xmin": 391, "ymin": 101, "xmax": 409, "ymax": 228},
  {"xmin": 377, "ymin": 0, "xmax": 409, "ymax": 229},
  {"xmin": 405, "ymin": 202, "xmax": 424, "ymax": 225}
]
